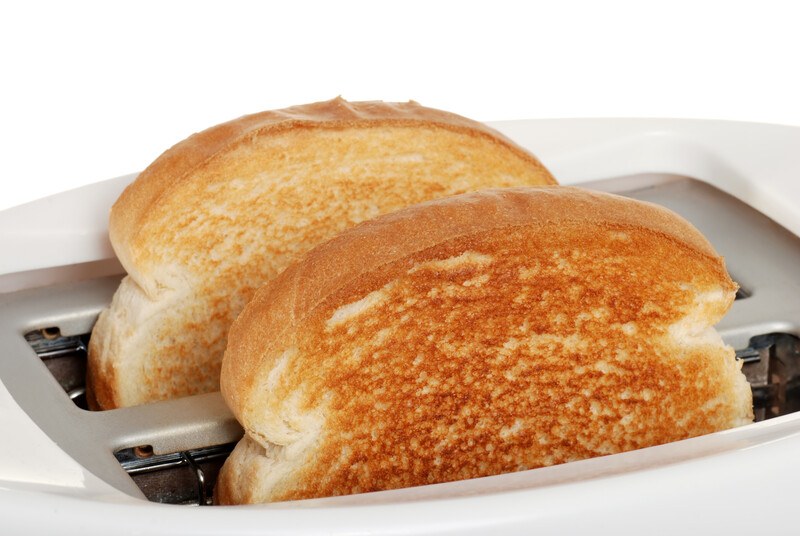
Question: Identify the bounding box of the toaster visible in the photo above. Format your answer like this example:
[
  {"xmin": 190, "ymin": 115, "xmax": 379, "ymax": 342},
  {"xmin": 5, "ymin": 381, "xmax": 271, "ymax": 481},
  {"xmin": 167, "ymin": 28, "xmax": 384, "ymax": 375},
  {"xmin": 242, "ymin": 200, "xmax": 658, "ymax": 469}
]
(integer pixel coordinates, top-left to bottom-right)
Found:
[{"xmin": 2, "ymin": 118, "xmax": 799, "ymax": 534}]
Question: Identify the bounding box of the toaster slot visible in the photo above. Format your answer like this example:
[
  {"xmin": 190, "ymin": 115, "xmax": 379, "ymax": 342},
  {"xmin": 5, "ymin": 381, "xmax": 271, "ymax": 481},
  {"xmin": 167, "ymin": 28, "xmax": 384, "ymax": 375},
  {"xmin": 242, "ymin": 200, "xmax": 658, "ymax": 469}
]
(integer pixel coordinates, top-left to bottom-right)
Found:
[
  {"xmin": 116, "ymin": 443, "xmax": 235, "ymax": 505},
  {"xmin": 21, "ymin": 325, "xmax": 239, "ymax": 505},
  {"xmin": 24, "ymin": 328, "xmax": 89, "ymax": 409},
  {"xmin": 739, "ymin": 333, "xmax": 800, "ymax": 421}
]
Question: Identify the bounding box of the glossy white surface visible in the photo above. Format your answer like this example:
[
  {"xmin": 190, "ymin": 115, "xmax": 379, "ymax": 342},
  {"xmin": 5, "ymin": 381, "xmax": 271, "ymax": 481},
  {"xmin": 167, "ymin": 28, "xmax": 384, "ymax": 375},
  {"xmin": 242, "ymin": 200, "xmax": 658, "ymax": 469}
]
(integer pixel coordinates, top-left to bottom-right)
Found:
[
  {"xmin": 1, "ymin": 118, "xmax": 799, "ymax": 534},
  {"xmin": 0, "ymin": 378, "xmax": 86, "ymax": 488}
]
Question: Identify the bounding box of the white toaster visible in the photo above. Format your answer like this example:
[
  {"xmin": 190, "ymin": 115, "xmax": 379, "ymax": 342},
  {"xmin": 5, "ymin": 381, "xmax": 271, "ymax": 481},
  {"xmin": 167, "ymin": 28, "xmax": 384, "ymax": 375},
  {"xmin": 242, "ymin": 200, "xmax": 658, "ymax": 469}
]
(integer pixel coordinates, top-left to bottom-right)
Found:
[{"xmin": 2, "ymin": 118, "xmax": 799, "ymax": 535}]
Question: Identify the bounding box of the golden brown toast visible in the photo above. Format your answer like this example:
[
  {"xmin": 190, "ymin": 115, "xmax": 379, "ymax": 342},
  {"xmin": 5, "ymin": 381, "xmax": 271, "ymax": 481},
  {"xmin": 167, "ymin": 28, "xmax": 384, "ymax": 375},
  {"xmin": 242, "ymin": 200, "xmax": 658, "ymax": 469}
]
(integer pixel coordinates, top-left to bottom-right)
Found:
[
  {"xmin": 86, "ymin": 97, "xmax": 556, "ymax": 409},
  {"xmin": 215, "ymin": 186, "xmax": 753, "ymax": 504}
]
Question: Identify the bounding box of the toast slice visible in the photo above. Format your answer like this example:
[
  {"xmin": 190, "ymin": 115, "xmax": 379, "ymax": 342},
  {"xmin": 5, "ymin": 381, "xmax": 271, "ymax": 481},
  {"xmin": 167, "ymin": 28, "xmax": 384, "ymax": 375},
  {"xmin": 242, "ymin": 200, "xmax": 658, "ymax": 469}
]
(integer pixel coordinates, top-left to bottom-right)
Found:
[
  {"xmin": 215, "ymin": 186, "xmax": 753, "ymax": 504},
  {"xmin": 86, "ymin": 98, "xmax": 556, "ymax": 409}
]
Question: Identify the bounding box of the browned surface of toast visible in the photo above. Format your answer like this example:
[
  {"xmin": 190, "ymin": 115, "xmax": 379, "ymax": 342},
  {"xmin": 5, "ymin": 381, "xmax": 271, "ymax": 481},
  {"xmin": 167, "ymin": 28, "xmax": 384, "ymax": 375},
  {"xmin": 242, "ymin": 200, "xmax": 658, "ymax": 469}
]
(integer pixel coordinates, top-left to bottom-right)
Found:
[
  {"xmin": 217, "ymin": 186, "xmax": 752, "ymax": 504},
  {"xmin": 86, "ymin": 98, "xmax": 556, "ymax": 409}
]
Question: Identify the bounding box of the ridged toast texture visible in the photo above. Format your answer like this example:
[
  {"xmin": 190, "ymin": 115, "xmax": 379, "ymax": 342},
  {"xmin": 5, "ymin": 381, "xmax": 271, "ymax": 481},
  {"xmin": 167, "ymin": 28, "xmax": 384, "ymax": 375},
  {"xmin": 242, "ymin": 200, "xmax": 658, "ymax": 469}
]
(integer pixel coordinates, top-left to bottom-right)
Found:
[
  {"xmin": 216, "ymin": 186, "xmax": 753, "ymax": 504},
  {"xmin": 86, "ymin": 98, "xmax": 556, "ymax": 409}
]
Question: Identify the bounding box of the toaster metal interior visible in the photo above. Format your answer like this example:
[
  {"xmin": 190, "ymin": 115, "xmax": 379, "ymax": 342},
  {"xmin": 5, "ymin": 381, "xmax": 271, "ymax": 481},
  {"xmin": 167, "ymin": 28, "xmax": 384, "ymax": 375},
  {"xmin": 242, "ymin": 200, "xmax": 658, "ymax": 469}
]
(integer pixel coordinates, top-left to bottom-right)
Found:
[{"xmin": 2, "ymin": 173, "xmax": 799, "ymax": 506}]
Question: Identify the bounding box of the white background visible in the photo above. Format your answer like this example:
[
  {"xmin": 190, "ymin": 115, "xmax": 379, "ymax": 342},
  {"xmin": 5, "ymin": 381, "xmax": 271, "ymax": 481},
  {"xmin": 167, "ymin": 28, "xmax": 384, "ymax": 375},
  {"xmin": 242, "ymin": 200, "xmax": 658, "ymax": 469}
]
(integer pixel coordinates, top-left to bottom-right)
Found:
[{"xmin": 1, "ymin": 0, "xmax": 798, "ymax": 212}]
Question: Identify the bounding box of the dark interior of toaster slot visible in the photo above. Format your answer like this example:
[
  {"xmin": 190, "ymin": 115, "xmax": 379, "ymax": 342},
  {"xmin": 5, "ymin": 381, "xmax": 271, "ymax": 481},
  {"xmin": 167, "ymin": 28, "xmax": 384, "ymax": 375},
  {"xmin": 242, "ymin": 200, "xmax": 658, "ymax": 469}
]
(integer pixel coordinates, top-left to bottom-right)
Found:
[
  {"xmin": 22, "ymin": 326, "xmax": 800, "ymax": 505},
  {"xmin": 734, "ymin": 285, "xmax": 750, "ymax": 300},
  {"xmin": 24, "ymin": 328, "xmax": 89, "ymax": 410},
  {"xmin": 738, "ymin": 333, "xmax": 800, "ymax": 421},
  {"xmin": 116, "ymin": 443, "xmax": 235, "ymax": 505}
]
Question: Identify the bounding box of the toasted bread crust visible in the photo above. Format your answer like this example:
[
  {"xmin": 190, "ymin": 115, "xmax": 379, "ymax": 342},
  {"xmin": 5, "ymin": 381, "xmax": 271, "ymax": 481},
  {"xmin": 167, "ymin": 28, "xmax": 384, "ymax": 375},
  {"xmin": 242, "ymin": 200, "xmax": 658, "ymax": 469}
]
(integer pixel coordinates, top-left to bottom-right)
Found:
[
  {"xmin": 109, "ymin": 97, "xmax": 555, "ymax": 288},
  {"xmin": 218, "ymin": 186, "xmax": 751, "ymax": 503},
  {"xmin": 88, "ymin": 98, "xmax": 556, "ymax": 409}
]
